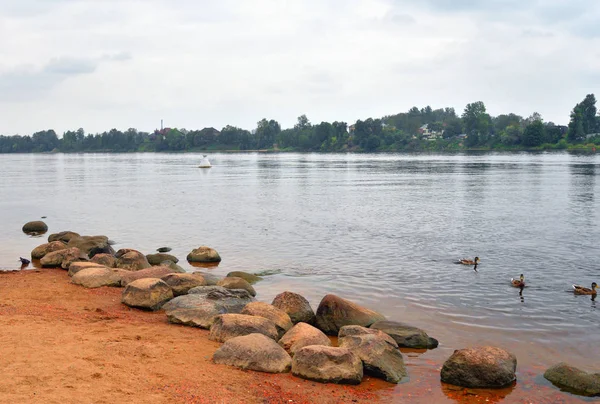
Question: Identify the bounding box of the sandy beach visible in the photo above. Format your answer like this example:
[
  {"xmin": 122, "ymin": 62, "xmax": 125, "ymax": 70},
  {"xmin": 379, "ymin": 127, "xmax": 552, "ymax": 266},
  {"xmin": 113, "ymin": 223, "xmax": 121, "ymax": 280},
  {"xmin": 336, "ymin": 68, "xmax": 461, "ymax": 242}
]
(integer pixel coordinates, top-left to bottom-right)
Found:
[{"xmin": 0, "ymin": 268, "xmax": 591, "ymax": 404}]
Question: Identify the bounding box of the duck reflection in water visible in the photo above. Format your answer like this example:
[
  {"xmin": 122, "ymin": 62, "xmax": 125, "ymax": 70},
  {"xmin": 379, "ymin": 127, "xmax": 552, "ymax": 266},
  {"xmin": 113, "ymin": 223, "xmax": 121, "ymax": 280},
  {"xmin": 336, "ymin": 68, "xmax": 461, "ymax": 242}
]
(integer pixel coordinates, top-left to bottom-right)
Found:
[{"xmin": 519, "ymin": 285, "xmax": 524, "ymax": 303}]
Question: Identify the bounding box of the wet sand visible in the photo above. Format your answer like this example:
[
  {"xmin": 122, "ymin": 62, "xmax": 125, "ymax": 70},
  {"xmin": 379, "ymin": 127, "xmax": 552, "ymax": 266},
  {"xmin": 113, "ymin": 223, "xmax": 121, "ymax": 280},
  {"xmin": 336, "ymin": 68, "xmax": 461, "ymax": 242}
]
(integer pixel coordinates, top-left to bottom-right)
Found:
[{"xmin": 0, "ymin": 268, "xmax": 592, "ymax": 404}]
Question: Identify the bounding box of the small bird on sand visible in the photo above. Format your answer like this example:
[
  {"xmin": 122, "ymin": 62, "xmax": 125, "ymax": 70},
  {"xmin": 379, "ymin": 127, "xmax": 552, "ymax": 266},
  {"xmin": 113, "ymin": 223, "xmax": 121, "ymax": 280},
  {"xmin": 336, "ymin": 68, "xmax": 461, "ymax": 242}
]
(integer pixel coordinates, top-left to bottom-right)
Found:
[{"xmin": 19, "ymin": 257, "xmax": 31, "ymax": 266}]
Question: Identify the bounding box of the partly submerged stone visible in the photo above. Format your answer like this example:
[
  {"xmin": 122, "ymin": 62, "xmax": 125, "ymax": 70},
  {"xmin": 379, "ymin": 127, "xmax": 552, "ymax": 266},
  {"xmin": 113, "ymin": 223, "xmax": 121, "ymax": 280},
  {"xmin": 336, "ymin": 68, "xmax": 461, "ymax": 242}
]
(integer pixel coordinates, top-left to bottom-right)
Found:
[
  {"xmin": 272, "ymin": 291, "xmax": 316, "ymax": 325},
  {"xmin": 544, "ymin": 362, "xmax": 600, "ymax": 397},
  {"xmin": 187, "ymin": 246, "xmax": 221, "ymax": 263},
  {"xmin": 67, "ymin": 235, "xmax": 114, "ymax": 257},
  {"xmin": 146, "ymin": 253, "xmax": 179, "ymax": 266},
  {"xmin": 22, "ymin": 221, "xmax": 48, "ymax": 235},
  {"xmin": 315, "ymin": 294, "xmax": 385, "ymax": 335},
  {"xmin": 213, "ymin": 333, "xmax": 292, "ymax": 374},
  {"xmin": 226, "ymin": 271, "xmax": 262, "ymax": 284},
  {"xmin": 338, "ymin": 325, "xmax": 406, "ymax": 384},
  {"xmin": 217, "ymin": 277, "xmax": 256, "ymax": 297},
  {"xmin": 441, "ymin": 346, "xmax": 517, "ymax": 388},
  {"xmin": 48, "ymin": 231, "xmax": 80, "ymax": 244},
  {"xmin": 370, "ymin": 321, "xmax": 439, "ymax": 349}
]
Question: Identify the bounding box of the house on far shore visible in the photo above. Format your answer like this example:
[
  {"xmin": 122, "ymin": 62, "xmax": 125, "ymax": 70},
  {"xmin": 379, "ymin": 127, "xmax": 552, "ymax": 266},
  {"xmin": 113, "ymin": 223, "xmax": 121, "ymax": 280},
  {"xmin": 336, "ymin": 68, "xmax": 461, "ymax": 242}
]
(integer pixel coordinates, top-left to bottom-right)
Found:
[
  {"xmin": 456, "ymin": 134, "xmax": 467, "ymax": 139},
  {"xmin": 418, "ymin": 124, "xmax": 443, "ymax": 140}
]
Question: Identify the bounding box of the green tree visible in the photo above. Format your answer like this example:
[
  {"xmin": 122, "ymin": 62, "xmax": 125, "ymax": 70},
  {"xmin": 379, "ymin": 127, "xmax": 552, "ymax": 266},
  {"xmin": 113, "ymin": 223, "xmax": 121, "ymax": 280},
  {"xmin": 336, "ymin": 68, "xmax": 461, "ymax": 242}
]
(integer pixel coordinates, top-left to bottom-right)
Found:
[
  {"xmin": 462, "ymin": 101, "xmax": 491, "ymax": 145},
  {"xmin": 522, "ymin": 120, "xmax": 545, "ymax": 147},
  {"xmin": 255, "ymin": 119, "xmax": 281, "ymax": 149}
]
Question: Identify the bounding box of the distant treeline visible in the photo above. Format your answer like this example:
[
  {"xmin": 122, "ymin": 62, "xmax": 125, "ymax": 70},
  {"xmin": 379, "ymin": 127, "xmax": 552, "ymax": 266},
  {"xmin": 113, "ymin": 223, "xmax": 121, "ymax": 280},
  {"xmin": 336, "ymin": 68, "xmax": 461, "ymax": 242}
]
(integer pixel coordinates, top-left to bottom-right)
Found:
[{"xmin": 1, "ymin": 94, "xmax": 599, "ymax": 154}]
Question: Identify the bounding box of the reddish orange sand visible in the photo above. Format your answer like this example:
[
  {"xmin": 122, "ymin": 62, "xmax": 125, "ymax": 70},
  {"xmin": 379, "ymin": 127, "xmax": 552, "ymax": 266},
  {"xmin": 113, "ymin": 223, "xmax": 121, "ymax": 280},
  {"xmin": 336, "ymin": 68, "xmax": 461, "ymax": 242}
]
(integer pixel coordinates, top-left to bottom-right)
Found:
[{"xmin": 0, "ymin": 269, "xmax": 589, "ymax": 404}]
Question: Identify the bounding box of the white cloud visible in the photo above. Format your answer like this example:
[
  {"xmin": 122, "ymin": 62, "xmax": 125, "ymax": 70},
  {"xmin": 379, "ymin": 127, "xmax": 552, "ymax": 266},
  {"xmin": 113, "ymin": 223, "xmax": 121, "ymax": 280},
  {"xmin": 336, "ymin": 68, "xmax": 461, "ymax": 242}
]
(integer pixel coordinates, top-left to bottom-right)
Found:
[{"xmin": 0, "ymin": 0, "xmax": 599, "ymax": 135}]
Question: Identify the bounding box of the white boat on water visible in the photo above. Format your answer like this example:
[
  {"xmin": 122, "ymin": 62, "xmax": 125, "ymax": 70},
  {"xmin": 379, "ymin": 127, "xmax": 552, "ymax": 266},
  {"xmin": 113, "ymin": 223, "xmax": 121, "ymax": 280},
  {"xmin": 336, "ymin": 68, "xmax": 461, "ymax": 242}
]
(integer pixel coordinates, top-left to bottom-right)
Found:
[{"xmin": 198, "ymin": 155, "xmax": 211, "ymax": 168}]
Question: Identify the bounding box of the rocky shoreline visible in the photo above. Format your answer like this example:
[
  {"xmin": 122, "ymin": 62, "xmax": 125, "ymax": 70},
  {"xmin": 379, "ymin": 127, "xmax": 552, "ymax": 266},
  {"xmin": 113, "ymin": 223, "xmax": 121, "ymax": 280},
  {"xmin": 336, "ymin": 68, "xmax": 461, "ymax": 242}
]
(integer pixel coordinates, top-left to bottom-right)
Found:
[{"xmin": 5, "ymin": 222, "xmax": 598, "ymax": 402}]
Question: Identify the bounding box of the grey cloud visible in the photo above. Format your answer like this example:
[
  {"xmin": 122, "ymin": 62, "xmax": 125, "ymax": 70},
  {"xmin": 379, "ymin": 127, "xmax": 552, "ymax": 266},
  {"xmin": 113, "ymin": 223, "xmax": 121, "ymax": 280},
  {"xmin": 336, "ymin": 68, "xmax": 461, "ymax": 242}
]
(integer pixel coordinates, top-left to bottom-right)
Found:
[{"xmin": 0, "ymin": 54, "xmax": 129, "ymax": 102}]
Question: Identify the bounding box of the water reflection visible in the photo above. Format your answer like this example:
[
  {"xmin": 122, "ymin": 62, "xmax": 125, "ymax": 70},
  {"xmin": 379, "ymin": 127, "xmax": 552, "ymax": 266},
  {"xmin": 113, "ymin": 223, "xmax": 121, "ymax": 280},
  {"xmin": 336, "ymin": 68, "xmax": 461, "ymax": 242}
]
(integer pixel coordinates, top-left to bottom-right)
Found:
[{"xmin": 441, "ymin": 381, "xmax": 516, "ymax": 403}]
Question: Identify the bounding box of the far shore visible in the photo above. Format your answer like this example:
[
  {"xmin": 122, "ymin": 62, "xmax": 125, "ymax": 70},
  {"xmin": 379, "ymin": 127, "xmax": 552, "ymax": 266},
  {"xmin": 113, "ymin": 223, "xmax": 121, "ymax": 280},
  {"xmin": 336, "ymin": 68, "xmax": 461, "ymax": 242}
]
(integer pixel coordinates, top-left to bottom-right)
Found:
[{"xmin": 0, "ymin": 267, "xmax": 587, "ymax": 404}]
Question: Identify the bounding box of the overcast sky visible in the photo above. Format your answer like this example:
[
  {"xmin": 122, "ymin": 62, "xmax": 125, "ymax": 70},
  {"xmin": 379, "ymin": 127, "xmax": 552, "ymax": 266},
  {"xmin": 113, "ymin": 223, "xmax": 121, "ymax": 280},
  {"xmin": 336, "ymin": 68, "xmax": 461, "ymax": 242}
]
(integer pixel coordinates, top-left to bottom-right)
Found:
[{"xmin": 1, "ymin": 0, "xmax": 599, "ymax": 135}]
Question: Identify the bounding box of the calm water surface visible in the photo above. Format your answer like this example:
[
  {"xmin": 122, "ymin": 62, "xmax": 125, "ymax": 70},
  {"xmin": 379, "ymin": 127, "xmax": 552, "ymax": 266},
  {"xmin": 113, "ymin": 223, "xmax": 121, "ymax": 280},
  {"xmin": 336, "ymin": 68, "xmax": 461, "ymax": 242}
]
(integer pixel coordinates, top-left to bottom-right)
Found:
[{"xmin": 1, "ymin": 152, "xmax": 598, "ymax": 375}]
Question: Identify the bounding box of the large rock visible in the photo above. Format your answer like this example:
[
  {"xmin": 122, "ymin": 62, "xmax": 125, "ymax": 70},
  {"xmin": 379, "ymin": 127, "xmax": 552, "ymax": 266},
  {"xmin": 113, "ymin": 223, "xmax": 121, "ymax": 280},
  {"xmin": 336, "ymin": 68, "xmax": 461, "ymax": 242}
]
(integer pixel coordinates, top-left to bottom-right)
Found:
[
  {"xmin": 213, "ymin": 333, "xmax": 292, "ymax": 373},
  {"xmin": 48, "ymin": 231, "xmax": 80, "ymax": 243},
  {"xmin": 241, "ymin": 302, "xmax": 293, "ymax": 338},
  {"xmin": 441, "ymin": 346, "xmax": 517, "ymax": 388},
  {"xmin": 161, "ymin": 273, "xmax": 206, "ymax": 296},
  {"xmin": 71, "ymin": 267, "xmax": 122, "ymax": 289},
  {"xmin": 40, "ymin": 247, "xmax": 81, "ymax": 268},
  {"xmin": 226, "ymin": 271, "xmax": 262, "ymax": 284},
  {"xmin": 68, "ymin": 262, "xmax": 107, "ymax": 277},
  {"xmin": 187, "ymin": 246, "xmax": 221, "ymax": 263},
  {"xmin": 67, "ymin": 235, "xmax": 115, "ymax": 257},
  {"xmin": 315, "ymin": 294, "xmax": 385, "ymax": 335},
  {"xmin": 217, "ymin": 277, "xmax": 256, "ymax": 297},
  {"xmin": 115, "ymin": 249, "xmax": 151, "ymax": 271},
  {"xmin": 31, "ymin": 241, "xmax": 67, "ymax": 259},
  {"xmin": 338, "ymin": 325, "xmax": 406, "ymax": 384},
  {"xmin": 90, "ymin": 253, "xmax": 117, "ymax": 268},
  {"xmin": 119, "ymin": 265, "xmax": 181, "ymax": 286},
  {"xmin": 370, "ymin": 321, "xmax": 439, "ymax": 349},
  {"xmin": 209, "ymin": 314, "xmax": 278, "ymax": 343},
  {"xmin": 292, "ymin": 346, "xmax": 363, "ymax": 385},
  {"xmin": 121, "ymin": 278, "xmax": 173, "ymax": 311},
  {"xmin": 272, "ymin": 291, "xmax": 316, "ymax": 325},
  {"xmin": 163, "ymin": 286, "xmax": 255, "ymax": 329},
  {"xmin": 146, "ymin": 253, "xmax": 179, "ymax": 266},
  {"xmin": 22, "ymin": 221, "xmax": 48, "ymax": 234},
  {"xmin": 59, "ymin": 247, "xmax": 86, "ymax": 269},
  {"xmin": 544, "ymin": 363, "xmax": 600, "ymax": 397},
  {"xmin": 278, "ymin": 322, "xmax": 331, "ymax": 356}
]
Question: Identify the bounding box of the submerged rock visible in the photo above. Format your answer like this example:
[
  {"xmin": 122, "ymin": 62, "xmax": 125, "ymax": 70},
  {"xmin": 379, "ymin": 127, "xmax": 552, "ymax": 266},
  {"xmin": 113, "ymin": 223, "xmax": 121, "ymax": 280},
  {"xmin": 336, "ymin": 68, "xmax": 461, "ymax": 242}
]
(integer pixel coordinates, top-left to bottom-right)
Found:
[
  {"xmin": 192, "ymin": 271, "xmax": 221, "ymax": 286},
  {"xmin": 241, "ymin": 302, "xmax": 293, "ymax": 338},
  {"xmin": 22, "ymin": 221, "xmax": 48, "ymax": 235},
  {"xmin": 157, "ymin": 247, "xmax": 172, "ymax": 253},
  {"xmin": 146, "ymin": 253, "xmax": 179, "ymax": 266},
  {"xmin": 31, "ymin": 241, "xmax": 67, "ymax": 260},
  {"xmin": 121, "ymin": 278, "xmax": 173, "ymax": 311},
  {"xmin": 209, "ymin": 314, "xmax": 278, "ymax": 343},
  {"xmin": 338, "ymin": 325, "xmax": 406, "ymax": 384},
  {"xmin": 315, "ymin": 294, "xmax": 385, "ymax": 335},
  {"xmin": 226, "ymin": 271, "xmax": 262, "ymax": 284},
  {"xmin": 187, "ymin": 246, "xmax": 221, "ymax": 263},
  {"xmin": 292, "ymin": 346, "xmax": 363, "ymax": 385},
  {"xmin": 272, "ymin": 291, "xmax": 316, "ymax": 325},
  {"xmin": 278, "ymin": 322, "xmax": 331, "ymax": 356},
  {"xmin": 441, "ymin": 346, "xmax": 517, "ymax": 388},
  {"xmin": 217, "ymin": 277, "xmax": 256, "ymax": 297},
  {"xmin": 370, "ymin": 321, "xmax": 439, "ymax": 349},
  {"xmin": 544, "ymin": 362, "xmax": 600, "ymax": 397},
  {"xmin": 213, "ymin": 333, "xmax": 292, "ymax": 374},
  {"xmin": 115, "ymin": 249, "xmax": 151, "ymax": 271}
]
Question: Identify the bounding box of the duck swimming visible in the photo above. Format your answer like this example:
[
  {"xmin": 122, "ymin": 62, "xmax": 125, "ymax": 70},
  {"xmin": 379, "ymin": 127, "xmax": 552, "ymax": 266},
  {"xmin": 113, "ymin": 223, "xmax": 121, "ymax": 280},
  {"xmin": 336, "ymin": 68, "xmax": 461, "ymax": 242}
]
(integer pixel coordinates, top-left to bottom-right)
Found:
[
  {"xmin": 573, "ymin": 282, "xmax": 598, "ymax": 295},
  {"xmin": 511, "ymin": 274, "xmax": 525, "ymax": 288},
  {"xmin": 458, "ymin": 257, "xmax": 480, "ymax": 265}
]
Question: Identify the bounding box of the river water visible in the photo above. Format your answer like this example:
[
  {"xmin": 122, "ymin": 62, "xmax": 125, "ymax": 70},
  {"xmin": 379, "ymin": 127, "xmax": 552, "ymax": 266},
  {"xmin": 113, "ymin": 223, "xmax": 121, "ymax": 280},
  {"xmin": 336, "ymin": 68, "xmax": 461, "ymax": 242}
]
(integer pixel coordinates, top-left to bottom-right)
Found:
[{"xmin": 0, "ymin": 152, "xmax": 598, "ymax": 388}]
